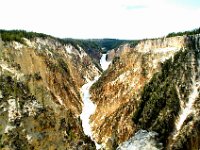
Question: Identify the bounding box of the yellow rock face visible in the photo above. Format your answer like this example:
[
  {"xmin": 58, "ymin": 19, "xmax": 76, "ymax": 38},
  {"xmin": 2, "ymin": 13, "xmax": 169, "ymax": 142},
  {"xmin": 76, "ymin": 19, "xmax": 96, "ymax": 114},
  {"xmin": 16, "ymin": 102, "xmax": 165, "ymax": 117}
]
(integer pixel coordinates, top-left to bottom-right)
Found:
[
  {"xmin": 90, "ymin": 35, "xmax": 194, "ymax": 146},
  {"xmin": 0, "ymin": 37, "xmax": 100, "ymax": 149}
]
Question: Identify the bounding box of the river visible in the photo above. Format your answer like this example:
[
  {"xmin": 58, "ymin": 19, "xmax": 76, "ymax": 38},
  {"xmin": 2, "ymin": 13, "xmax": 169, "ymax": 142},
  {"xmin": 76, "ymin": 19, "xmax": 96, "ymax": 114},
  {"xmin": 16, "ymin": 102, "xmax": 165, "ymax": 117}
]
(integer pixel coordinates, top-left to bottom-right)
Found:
[{"xmin": 80, "ymin": 53, "xmax": 111, "ymax": 149}]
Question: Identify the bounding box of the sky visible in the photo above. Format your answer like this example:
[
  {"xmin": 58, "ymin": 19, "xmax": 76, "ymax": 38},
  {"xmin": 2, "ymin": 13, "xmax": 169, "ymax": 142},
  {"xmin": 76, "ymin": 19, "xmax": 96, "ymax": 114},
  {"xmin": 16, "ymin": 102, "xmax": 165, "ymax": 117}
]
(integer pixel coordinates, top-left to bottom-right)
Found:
[{"xmin": 0, "ymin": 0, "xmax": 200, "ymax": 39}]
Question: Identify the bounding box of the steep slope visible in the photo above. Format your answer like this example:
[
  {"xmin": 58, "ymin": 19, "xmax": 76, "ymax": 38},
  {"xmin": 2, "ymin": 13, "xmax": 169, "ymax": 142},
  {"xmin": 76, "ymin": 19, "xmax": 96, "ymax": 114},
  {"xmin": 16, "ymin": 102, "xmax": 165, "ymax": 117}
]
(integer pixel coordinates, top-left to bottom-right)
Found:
[
  {"xmin": 63, "ymin": 38, "xmax": 103, "ymax": 70},
  {"xmin": 0, "ymin": 35, "xmax": 100, "ymax": 114},
  {"xmin": 0, "ymin": 73, "xmax": 96, "ymax": 149},
  {"xmin": 0, "ymin": 31, "xmax": 101, "ymax": 149},
  {"xmin": 1, "ymin": 29, "xmax": 199, "ymax": 150},
  {"xmin": 90, "ymin": 35, "xmax": 200, "ymax": 149},
  {"xmin": 133, "ymin": 43, "xmax": 200, "ymax": 149}
]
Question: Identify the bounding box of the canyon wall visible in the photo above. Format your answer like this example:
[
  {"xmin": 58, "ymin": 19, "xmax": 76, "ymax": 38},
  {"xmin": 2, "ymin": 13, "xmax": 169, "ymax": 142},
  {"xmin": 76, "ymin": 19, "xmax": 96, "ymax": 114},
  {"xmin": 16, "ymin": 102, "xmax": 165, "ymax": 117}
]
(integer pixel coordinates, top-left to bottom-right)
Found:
[
  {"xmin": 0, "ymin": 36, "xmax": 100, "ymax": 149},
  {"xmin": 90, "ymin": 35, "xmax": 200, "ymax": 149}
]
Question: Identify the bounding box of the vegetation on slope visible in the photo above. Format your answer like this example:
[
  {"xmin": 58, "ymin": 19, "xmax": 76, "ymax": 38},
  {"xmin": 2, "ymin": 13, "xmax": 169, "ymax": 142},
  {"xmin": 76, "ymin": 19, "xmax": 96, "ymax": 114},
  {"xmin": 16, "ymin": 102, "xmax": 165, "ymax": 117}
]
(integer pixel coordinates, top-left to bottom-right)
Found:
[
  {"xmin": 0, "ymin": 29, "xmax": 103, "ymax": 71},
  {"xmin": 0, "ymin": 29, "xmax": 51, "ymax": 43},
  {"xmin": 132, "ymin": 47, "xmax": 199, "ymax": 148},
  {"xmin": 64, "ymin": 39, "xmax": 103, "ymax": 70},
  {"xmin": 0, "ymin": 28, "xmax": 103, "ymax": 149},
  {"xmin": 0, "ymin": 30, "xmax": 85, "ymax": 50},
  {"xmin": 95, "ymin": 39, "xmax": 128, "ymax": 52},
  {"xmin": 0, "ymin": 72, "xmax": 96, "ymax": 149},
  {"xmin": 0, "ymin": 29, "xmax": 129, "ymax": 50},
  {"xmin": 166, "ymin": 27, "xmax": 200, "ymax": 37}
]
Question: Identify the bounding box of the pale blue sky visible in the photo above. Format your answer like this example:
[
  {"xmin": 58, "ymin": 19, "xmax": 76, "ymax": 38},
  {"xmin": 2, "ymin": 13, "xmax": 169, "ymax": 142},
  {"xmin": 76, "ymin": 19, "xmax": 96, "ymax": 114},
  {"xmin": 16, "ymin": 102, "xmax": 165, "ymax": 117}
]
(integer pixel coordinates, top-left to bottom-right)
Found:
[
  {"xmin": 171, "ymin": 0, "xmax": 200, "ymax": 8},
  {"xmin": 0, "ymin": 0, "xmax": 200, "ymax": 39}
]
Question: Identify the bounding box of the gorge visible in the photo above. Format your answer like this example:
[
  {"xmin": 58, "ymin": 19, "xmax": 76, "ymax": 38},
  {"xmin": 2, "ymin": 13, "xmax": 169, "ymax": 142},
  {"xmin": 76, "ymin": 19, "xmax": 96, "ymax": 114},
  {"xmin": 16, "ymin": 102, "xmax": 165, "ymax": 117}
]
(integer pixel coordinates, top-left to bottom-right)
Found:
[{"xmin": 0, "ymin": 30, "xmax": 200, "ymax": 150}]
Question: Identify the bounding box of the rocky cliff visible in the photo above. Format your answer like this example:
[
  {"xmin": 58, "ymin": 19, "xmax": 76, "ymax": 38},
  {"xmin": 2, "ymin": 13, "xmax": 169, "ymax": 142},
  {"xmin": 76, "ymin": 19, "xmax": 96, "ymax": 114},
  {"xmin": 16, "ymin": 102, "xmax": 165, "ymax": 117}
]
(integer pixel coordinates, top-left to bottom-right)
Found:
[
  {"xmin": 0, "ymin": 30, "xmax": 200, "ymax": 150},
  {"xmin": 90, "ymin": 35, "xmax": 200, "ymax": 149},
  {"xmin": 0, "ymin": 33, "xmax": 101, "ymax": 149}
]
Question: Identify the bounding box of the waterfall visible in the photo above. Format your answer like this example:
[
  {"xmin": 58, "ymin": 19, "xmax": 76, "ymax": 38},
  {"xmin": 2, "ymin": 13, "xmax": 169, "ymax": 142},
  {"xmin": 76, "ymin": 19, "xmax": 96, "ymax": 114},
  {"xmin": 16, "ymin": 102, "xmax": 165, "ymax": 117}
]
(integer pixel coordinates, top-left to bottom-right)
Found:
[
  {"xmin": 80, "ymin": 54, "xmax": 111, "ymax": 149},
  {"xmin": 100, "ymin": 54, "xmax": 111, "ymax": 71}
]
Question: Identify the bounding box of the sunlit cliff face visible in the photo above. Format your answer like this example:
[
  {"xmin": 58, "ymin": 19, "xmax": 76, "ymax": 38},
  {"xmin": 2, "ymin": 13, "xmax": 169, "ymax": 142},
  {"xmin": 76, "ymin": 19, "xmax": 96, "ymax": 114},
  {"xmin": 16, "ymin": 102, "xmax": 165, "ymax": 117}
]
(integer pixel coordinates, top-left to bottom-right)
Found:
[
  {"xmin": 0, "ymin": 33, "xmax": 200, "ymax": 150},
  {"xmin": 0, "ymin": 37, "xmax": 100, "ymax": 150},
  {"xmin": 90, "ymin": 35, "xmax": 200, "ymax": 149}
]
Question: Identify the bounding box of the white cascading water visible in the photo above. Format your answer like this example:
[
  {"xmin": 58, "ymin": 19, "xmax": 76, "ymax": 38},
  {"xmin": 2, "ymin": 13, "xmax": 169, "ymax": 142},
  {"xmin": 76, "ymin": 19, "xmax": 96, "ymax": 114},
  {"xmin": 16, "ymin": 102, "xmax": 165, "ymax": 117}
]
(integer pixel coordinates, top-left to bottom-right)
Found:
[
  {"xmin": 100, "ymin": 54, "xmax": 111, "ymax": 71},
  {"xmin": 80, "ymin": 76, "xmax": 101, "ymax": 149},
  {"xmin": 80, "ymin": 53, "xmax": 111, "ymax": 149}
]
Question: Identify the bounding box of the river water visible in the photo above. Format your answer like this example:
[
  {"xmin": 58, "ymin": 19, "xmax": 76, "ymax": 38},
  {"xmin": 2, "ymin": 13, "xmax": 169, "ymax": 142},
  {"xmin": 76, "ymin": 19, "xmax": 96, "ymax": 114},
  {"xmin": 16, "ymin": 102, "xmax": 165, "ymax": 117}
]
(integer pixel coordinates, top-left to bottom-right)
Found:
[{"xmin": 80, "ymin": 53, "xmax": 111, "ymax": 149}]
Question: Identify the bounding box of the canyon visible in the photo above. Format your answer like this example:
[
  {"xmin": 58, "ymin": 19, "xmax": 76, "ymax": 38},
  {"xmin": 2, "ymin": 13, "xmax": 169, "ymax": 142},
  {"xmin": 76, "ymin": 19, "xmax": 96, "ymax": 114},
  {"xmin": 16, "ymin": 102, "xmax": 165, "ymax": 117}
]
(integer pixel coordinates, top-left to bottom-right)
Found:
[{"xmin": 0, "ymin": 30, "xmax": 200, "ymax": 150}]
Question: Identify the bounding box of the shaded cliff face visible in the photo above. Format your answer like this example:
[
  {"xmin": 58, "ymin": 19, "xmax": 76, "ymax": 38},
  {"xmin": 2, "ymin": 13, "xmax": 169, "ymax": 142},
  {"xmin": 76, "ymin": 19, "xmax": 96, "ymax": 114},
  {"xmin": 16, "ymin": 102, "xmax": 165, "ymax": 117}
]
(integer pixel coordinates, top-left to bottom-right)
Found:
[
  {"xmin": 0, "ymin": 36, "xmax": 100, "ymax": 149},
  {"xmin": 90, "ymin": 35, "xmax": 200, "ymax": 149}
]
